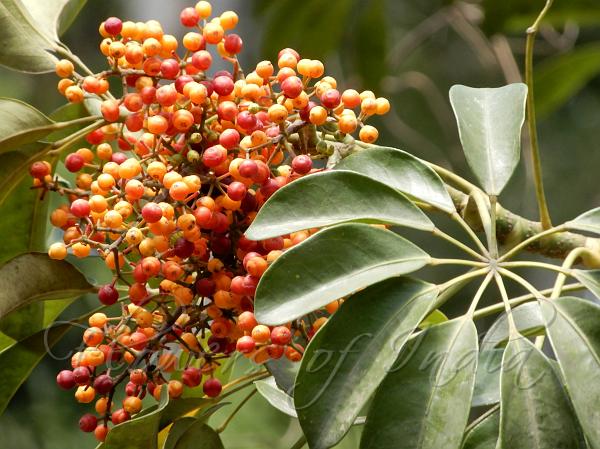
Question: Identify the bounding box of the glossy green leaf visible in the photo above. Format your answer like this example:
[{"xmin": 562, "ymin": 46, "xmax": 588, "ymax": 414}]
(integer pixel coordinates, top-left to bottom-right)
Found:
[
  {"xmin": 541, "ymin": 297, "xmax": 600, "ymax": 447},
  {"xmin": 481, "ymin": 302, "xmax": 544, "ymax": 351},
  {"xmin": 0, "ymin": 143, "xmax": 50, "ymax": 207},
  {"xmin": 0, "ymin": 252, "xmax": 93, "ymax": 321},
  {"xmin": 419, "ymin": 309, "xmax": 448, "ymax": 330},
  {"xmin": 0, "ymin": 98, "xmax": 55, "ymax": 152},
  {"xmin": 255, "ymin": 376, "xmax": 297, "ymax": 417},
  {"xmin": 565, "ymin": 207, "xmax": 600, "ymax": 235},
  {"xmin": 0, "ymin": 320, "xmax": 71, "ymax": 414},
  {"xmin": 449, "ymin": 84, "xmax": 528, "ymax": 195},
  {"xmin": 571, "ymin": 269, "xmax": 600, "ymax": 301},
  {"xmin": 472, "ymin": 349, "xmax": 503, "ymax": 407},
  {"xmin": 245, "ymin": 170, "xmax": 433, "ymax": 240},
  {"xmin": 159, "ymin": 398, "xmax": 212, "ymax": 429},
  {"xmin": 335, "ymin": 146, "xmax": 455, "ymax": 213},
  {"xmin": 535, "ymin": 43, "xmax": 600, "ymax": 119},
  {"xmin": 255, "ymin": 223, "xmax": 430, "ymax": 325},
  {"xmin": 295, "ymin": 278, "xmax": 438, "ymax": 449},
  {"xmin": 497, "ymin": 335, "xmax": 585, "ymax": 449},
  {"xmin": 265, "ymin": 357, "xmax": 299, "ymax": 394},
  {"xmin": 173, "ymin": 422, "xmax": 224, "ymax": 449},
  {"xmin": 163, "ymin": 418, "xmax": 196, "ymax": 449},
  {"xmin": 0, "ymin": 0, "xmax": 86, "ymax": 73},
  {"xmin": 100, "ymin": 388, "xmax": 170, "ymax": 449},
  {"xmin": 461, "ymin": 409, "xmax": 499, "ymax": 449},
  {"xmin": 360, "ymin": 318, "xmax": 478, "ymax": 449}
]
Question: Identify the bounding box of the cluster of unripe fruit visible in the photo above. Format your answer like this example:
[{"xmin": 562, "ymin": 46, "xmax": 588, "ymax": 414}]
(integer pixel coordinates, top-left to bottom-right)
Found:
[{"xmin": 30, "ymin": 1, "xmax": 384, "ymax": 442}]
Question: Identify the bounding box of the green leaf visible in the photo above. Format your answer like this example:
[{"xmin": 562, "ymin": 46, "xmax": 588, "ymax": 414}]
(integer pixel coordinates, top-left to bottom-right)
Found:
[
  {"xmin": 0, "ymin": 319, "xmax": 71, "ymax": 414},
  {"xmin": 335, "ymin": 146, "xmax": 455, "ymax": 213},
  {"xmin": 449, "ymin": 84, "xmax": 528, "ymax": 195},
  {"xmin": 265, "ymin": 357, "xmax": 299, "ymax": 394},
  {"xmin": 461, "ymin": 409, "xmax": 499, "ymax": 449},
  {"xmin": 163, "ymin": 418, "xmax": 196, "ymax": 449},
  {"xmin": 360, "ymin": 318, "xmax": 478, "ymax": 449},
  {"xmin": 472, "ymin": 349, "xmax": 503, "ymax": 407},
  {"xmin": 0, "ymin": 143, "xmax": 50, "ymax": 207},
  {"xmin": 295, "ymin": 278, "xmax": 438, "ymax": 449},
  {"xmin": 255, "ymin": 376, "xmax": 297, "ymax": 417},
  {"xmin": 571, "ymin": 270, "xmax": 600, "ymax": 301},
  {"xmin": 535, "ymin": 43, "xmax": 600, "ymax": 119},
  {"xmin": 0, "ymin": 252, "xmax": 93, "ymax": 321},
  {"xmin": 159, "ymin": 398, "xmax": 212, "ymax": 430},
  {"xmin": 0, "ymin": 0, "xmax": 86, "ymax": 73},
  {"xmin": 254, "ymin": 223, "xmax": 430, "ymax": 325},
  {"xmin": 173, "ymin": 422, "xmax": 224, "ymax": 449},
  {"xmin": 565, "ymin": 207, "xmax": 600, "ymax": 235},
  {"xmin": 0, "ymin": 98, "xmax": 55, "ymax": 152},
  {"xmin": 245, "ymin": 170, "xmax": 434, "ymax": 240},
  {"xmin": 419, "ymin": 309, "xmax": 448, "ymax": 330},
  {"xmin": 541, "ymin": 297, "xmax": 600, "ymax": 447},
  {"xmin": 497, "ymin": 336, "xmax": 585, "ymax": 449},
  {"xmin": 481, "ymin": 302, "xmax": 544, "ymax": 350},
  {"xmin": 101, "ymin": 388, "xmax": 170, "ymax": 449}
]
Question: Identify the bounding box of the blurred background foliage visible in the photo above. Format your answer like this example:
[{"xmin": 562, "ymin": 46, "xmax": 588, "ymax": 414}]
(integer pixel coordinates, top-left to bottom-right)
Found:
[{"xmin": 1, "ymin": 0, "xmax": 599, "ymax": 447}]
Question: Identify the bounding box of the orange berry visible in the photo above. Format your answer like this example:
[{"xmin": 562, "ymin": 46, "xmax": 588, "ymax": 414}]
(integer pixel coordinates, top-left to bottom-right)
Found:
[
  {"xmin": 55, "ymin": 59, "xmax": 74, "ymax": 78},
  {"xmin": 359, "ymin": 125, "xmax": 379, "ymax": 143}
]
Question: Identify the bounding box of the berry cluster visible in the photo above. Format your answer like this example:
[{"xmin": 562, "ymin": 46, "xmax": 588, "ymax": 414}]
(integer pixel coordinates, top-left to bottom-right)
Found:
[{"xmin": 31, "ymin": 1, "xmax": 387, "ymax": 441}]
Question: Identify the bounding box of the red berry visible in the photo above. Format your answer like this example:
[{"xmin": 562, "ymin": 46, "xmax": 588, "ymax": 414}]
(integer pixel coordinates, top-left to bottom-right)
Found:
[
  {"xmin": 104, "ymin": 17, "xmax": 123, "ymax": 36},
  {"xmin": 236, "ymin": 111, "xmax": 257, "ymax": 131},
  {"xmin": 174, "ymin": 238, "xmax": 194, "ymax": 259},
  {"xmin": 180, "ymin": 7, "xmax": 200, "ymax": 27},
  {"xmin": 195, "ymin": 278, "xmax": 216, "ymax": 296},
  {"xmin": 182, "ymin": 367, "xmax": 202, "ymax": 387},
  {"xmin": 202, "ymin": 145, "xmax": 227, "ymax": 168},
  {"xmin": 141, "ymin": 203, "xmax": 163, "ymax": 223},
  {"xmin": 79, "ymin": 413, "xmax": 98, "ymax": 433},
  {"xmin": 203, "ymin": 378, "xmax": 222, "ymax": 397},
  {"xmin": 292, "ymin": 155, "xmax": 312, "ymax": 174},
  {"xmin": 56, "ymin": 370, "xmax": 76, "ymax": 390},
  {"xmin": 72, "ymin": 366, "xmax": 91, "ymax": 385},
  {"xmin": 160, "ymin": 59, "xmax": 180, "ymax": 79},
  {"xmin": 236, "ymin": 336, "xmax": 256, "ymax": 354},
  {"xmin": 175, "ymin": 75, "xmax": 194, "ymax": 94},
  {"xmin": 98, "ymin": 284, "xmax": 119, "ymax": 305},
  {"xmin": 93, "ymin": 374, "xmax": 114, "ymax": 395},
  {"xmin": 321, "ymin": 89, "xmax": 341, "ymax": 109},
  {"xmin": 65, "ymin": 153, "xmax": 85, "ymax": 172},
  {"xmin": 191, "ymin": 50, "xmax": 212, "ymax": 70},
  {"xmin": 111, "ymin": 408, "xmax": 131, "ymax": 425},
  {"xmin": 271, "ymin": 326, "xmax": 292, "ymax": 345},
  {"xmin": 281, "ymin": 76, "xmax": 303, "ymax": 99},
  {"xmin": 219, "ymin": 129, "xmax": 240, "ymax": 149},
  {"xmin": 29, "ymin": 161, "xmax": 50, "ymax": 178},
  {"xmin": 224, "ymin": 34, "xmax": 243, "ymax": 54},
  {"xmin": 227, "ymin": 181, "xmax": 247, "ymax": 201},
  {"xmin": 70, "ymin": 198, "xmax": 90, "ymax": 218},
  {"xmin": 213, "ymin": 75, "xmax": 235, "ymax": 96}
]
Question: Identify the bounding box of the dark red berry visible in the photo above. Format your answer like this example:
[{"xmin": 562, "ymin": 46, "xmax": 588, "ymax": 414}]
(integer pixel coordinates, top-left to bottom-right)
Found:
[
  {"xmin": 292, "ymin": 155, "xmax": 312, "ymax": 174},
  {"xmin": 79, "ymin": 413, "xmax": 98, "ymax": 433},
  {"xmin": 93, "ymin": 374, "xmax": 114, "ymax": 395},
  {"xmin": 141, "ymin": 203, "xmax": 163, "ymax": 223},
  {"xmin": 104, "ymin": 17, "xmax": 123, "ymax": 36},
  {"xmin": 203, "ymin": 378, "xmax": 222, "ymax": 397},
  {"xmin": 227, "ymin": 181, "xmax": 246, "ymax": 201},
  {"xmin": 29, "ymin": 161, "xmax": 50, "ymax": 179},
  {"xmin": 72, "ymin": 366, "xmax": 91, "ymax": 385},
  {"xmin": 98, "ymin": 284, "xmax": 119, "ymax": 305},
  {"xmin": 174, "ymin": 238, "xmax": 194, "ymax": 259},
  {"xmin": 56, "ymin": 370, "xmax": 76, "ymax": 390},
  {"xmin": 224, "ymin": 34, "xmax": 243, "ymax": 54},
  {"xmin": 182, "ymin": 367, "xmax": 202, "ymax": 387}
]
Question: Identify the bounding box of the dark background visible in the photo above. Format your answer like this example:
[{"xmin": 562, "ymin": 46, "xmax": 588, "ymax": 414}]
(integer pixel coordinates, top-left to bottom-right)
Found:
[{"xmin": 1, "ymin": 0, "xmax": 599, "ymax": 447}]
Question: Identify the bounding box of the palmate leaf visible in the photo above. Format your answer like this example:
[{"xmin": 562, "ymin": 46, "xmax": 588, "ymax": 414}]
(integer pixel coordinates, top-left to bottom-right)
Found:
[
  {"xmin": 449, "ymin": 84, "xmax": 528, "ymax": 195},
  {"xmin": 360, "ymin": 318, "xmax": 478, "ymax": 449},
  {"xmin": 294, "ymin": 278, "xmax": 438, "ymax": 449},
  {"xmin": 480, "ymin": 302, "xmax": 544, "ymax": 350},
  {"xmin": 334, "ymin": 146, "xmax": 455, "ymax": 213},
  {"xmin": 254, "ymin": 223, "xmax": 430, "ymax": 325},
  {"xmin": 0, "ymin": 0, "xmax": 86, "ymax": 73},
  {"xmin": 497, "ymin": 335, "xmax": 585, "ymax": 449},
  {"xmin": 541, "ymin": 297, "xmax": 600, "ymax": 447},
  {"xmin": 245, "ymin": 170, "xmax": 434, "ymax": 240}
]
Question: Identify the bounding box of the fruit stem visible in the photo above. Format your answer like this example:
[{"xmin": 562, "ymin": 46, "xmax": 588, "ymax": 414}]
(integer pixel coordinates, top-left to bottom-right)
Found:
[
  {"xmin": 525, "ymin": 0, "xmax": 554, "ymax": 229},
  {"xmin": 497, "ymin": 224, "xmax": 564, "ymax": 262}
]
